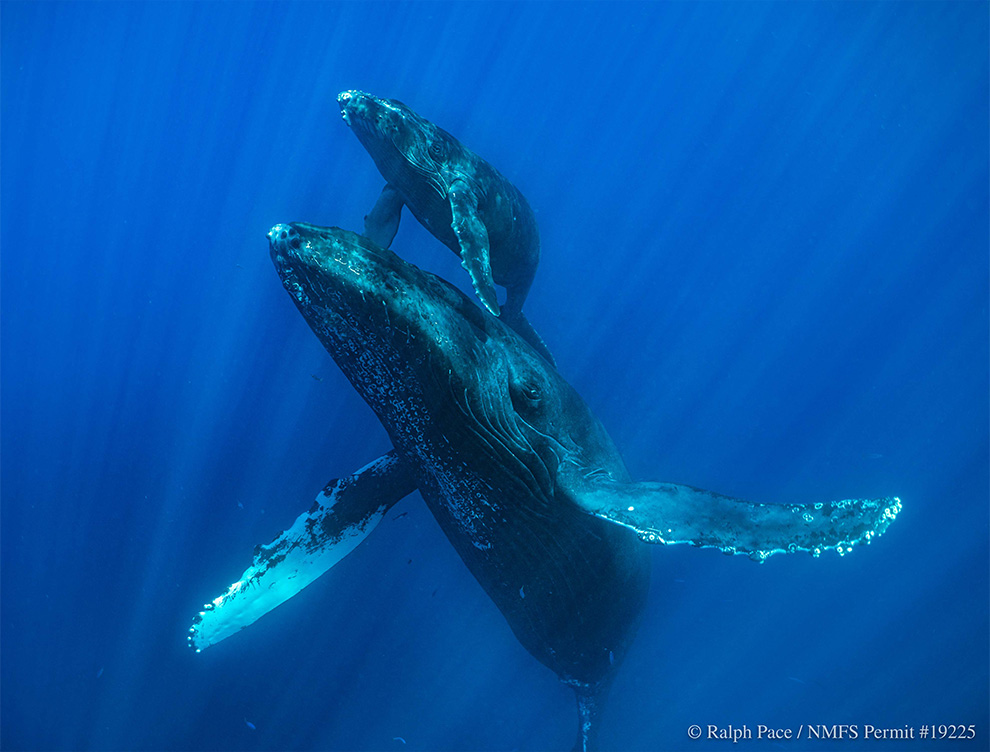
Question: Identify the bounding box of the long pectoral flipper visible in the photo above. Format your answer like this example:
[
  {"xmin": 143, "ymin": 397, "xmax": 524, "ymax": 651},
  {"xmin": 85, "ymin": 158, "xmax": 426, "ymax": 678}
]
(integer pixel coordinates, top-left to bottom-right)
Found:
[
  {"xmin": 364, "ymin": 184, "xmax": 404, "ymax": 249},
  {"xmin": 449, "ymin": 180, "xmax": 499, "ymax": 316},
  {"xmin": 569, "ymin": 476, "xmax": 901, "ymax": 561},
  {"xmin": 189, "ymin": 452, "xmax": 417, "ymax": 651}
]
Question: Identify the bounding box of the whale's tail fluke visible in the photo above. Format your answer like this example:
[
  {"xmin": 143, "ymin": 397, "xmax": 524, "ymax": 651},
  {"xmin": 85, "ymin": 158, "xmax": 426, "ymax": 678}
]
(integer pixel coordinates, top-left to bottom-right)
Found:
[{"xmin": 571, "ymin": 682, "xmax": 606, "ymax": 752}]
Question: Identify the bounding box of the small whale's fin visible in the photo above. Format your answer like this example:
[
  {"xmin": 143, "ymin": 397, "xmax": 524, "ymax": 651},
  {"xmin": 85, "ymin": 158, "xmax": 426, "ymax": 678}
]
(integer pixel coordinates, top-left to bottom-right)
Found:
[
  {"xmin": 449, "ymin": 180, "xmax": 500, "ymax": 316},
  {"xmin": 501, "ymin": 308, "xmax": 556, "ymax": 369},
  {"xmin": 188, "ymin": 451, "xmax": 417, "ymax": 652},
  {"xmin": 364, "ymin": 184, "xmax": 404, "ymax": 249},
  {"xmin": 563, "ymin": 470, "xmax": 901, "ymax": 561}
]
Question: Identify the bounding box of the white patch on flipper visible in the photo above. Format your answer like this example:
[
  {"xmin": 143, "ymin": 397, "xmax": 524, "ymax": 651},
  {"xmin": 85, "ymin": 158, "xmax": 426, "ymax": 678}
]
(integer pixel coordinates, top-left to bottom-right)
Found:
[{"xmin": 188, "ymin": 464, "xmax": 393, "ymax": 652}]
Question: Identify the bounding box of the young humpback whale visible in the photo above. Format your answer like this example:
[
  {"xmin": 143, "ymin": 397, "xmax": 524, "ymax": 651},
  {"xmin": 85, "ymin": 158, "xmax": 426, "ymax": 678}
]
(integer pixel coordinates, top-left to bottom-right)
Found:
[
  {"xmin": 337, "ymin": 89, "xmax": 555, "ymax": 366},
  {"xmin": 189, "ymin": 225, "xmax": 900, "ymax": 750}
]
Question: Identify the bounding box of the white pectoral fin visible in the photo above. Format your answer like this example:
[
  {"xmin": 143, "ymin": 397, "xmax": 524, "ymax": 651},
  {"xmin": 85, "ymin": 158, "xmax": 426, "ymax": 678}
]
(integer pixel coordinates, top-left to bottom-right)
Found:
[
  {"xmin": 189, "ymin": 452, "xmax": 417, "ymax": 652},
  {"xmin": 449, "ymin": 181, "xmax": 499, "ymax": 316},
  {"xmin": 569, "ymin": 475, "xmax": 901, "ymax": 561}
]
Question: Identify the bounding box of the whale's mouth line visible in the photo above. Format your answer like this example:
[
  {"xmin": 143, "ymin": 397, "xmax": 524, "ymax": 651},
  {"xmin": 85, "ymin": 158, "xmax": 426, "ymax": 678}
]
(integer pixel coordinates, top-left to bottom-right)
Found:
[
  {"xmin": 282, "ymin": 251, "xmax": 428, "ymax": 361},
  {"xmin": 281, "ymin": 262, "xmax": 408, "ymax": 385},
  {"xmin": 344, "ymin": 110, "xmax": 375, "ymax": 135}
]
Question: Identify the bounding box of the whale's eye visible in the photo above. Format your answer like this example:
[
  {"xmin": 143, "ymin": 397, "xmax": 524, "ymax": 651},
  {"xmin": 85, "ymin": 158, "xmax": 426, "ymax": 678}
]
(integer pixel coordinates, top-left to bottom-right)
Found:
[
  {"xmin": 510, "ymin": 379, "xmax": 543, "ymax": 414},
  {"xmin": 428, "ymin": 140, "xmax": 445, "ymax": 160}
]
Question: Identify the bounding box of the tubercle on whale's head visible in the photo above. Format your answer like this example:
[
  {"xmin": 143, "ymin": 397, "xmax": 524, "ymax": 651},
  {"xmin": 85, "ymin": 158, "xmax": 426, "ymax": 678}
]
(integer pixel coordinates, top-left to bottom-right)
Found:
[
  {"xmin": 268, "ymin": 222, "xmax": 414, "ymax": 330},
  {"xmin": 338, "ymin": 89, "xmax": 419, "ymax": 138},
  {"xmin": 268, "ymin": 220, "xmax": 491, "ymax": 395},
  {"xmin": 337, "ymin": 89, "xmax": 451, "ymax": 183}
]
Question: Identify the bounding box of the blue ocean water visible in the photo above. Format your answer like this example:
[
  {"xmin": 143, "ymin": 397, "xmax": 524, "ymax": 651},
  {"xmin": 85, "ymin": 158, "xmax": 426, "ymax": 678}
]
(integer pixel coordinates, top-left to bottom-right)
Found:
[{"xmin": 2, "ymin": 2, "xmax": 987, "ymax": 750}]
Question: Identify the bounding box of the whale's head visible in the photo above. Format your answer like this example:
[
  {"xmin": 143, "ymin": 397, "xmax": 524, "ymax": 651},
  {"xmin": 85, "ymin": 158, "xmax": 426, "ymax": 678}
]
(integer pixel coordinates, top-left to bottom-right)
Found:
[
  {"xmin": 338, "ymin": 90, "xmax": 454, "ymax": 196},
  {"xmin": 269, "ymin": 222, "xmax": 626, "ymax": 501}
]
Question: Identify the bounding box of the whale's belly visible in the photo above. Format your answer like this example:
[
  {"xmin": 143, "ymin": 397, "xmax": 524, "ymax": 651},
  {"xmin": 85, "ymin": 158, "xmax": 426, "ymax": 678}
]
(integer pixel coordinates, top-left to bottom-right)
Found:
[{"xmin": 418, "ymin": 467, "xmax": 651, "ymax": 688}]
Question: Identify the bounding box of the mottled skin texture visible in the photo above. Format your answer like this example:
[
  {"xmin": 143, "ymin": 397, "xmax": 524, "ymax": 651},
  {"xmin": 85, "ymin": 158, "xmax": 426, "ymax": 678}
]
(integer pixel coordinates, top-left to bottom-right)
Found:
[
  {"xmin": 271, "ymin": 223, "xmax": 649, "ymax": 750},
  {"xmin": 337, "ymin": 90, "xmax": 554, "ymax": 365}
]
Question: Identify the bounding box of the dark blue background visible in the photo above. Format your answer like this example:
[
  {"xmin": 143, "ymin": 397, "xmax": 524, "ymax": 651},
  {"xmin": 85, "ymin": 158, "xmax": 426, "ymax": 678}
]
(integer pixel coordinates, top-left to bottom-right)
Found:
[{"xmin": 2, "ymin": 2, "xmax": 986, "ymax": 750}]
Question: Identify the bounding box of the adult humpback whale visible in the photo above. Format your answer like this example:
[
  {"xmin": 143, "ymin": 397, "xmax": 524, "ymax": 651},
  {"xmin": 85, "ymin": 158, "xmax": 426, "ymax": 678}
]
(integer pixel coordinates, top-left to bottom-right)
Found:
[
  {"xmin": 189, "ymin": 225, "xmax": 900, "ymax": 750},
  {"xmin": 337, "ymin": 89, "xmax": 554, "ymax": 366}
]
